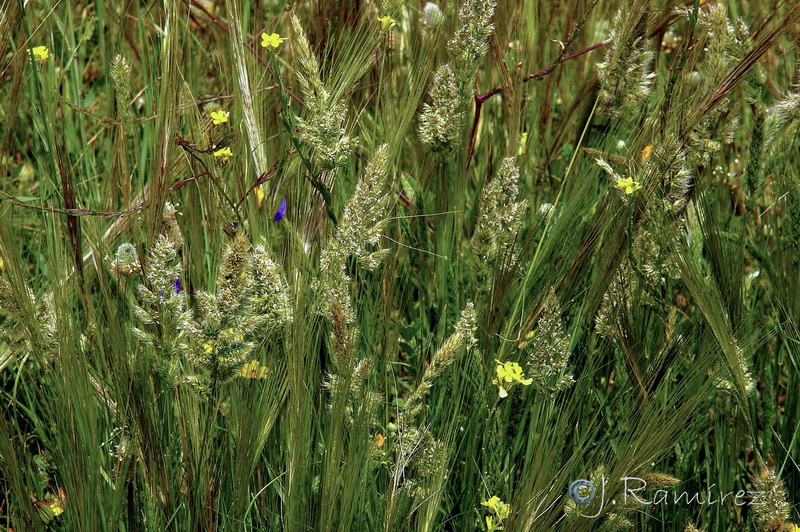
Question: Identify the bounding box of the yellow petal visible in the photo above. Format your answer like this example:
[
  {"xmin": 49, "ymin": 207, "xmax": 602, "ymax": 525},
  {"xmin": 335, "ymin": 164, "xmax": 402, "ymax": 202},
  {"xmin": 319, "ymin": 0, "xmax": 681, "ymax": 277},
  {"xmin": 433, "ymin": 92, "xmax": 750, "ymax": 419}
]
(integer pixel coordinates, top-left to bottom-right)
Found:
[{"xmin": 255, "ymin": 186, "xmax": 265, "ymax": 208}]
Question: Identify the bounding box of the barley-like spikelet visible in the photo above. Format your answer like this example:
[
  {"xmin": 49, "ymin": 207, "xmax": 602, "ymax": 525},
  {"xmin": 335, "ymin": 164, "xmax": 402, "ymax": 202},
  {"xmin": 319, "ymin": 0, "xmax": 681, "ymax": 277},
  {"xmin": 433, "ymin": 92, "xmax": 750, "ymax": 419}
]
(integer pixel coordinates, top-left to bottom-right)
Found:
[
  {"xmin": 641, "ymin": 472, "xmax": 680, "ymax": 487},
  {"xmin": 523, "ymin": 288, "xmax": 574, "ymax": 393},
  {"xmin": 684, "ymin": 4, "xmax": 746, "ymax": 166},
  {"xmin": 290, "ymin": 14, "xmax": 357, "ymax": 172},
  {"xmin": 446, "ymin": 0, "xmax": 497, "ymax": 104},
  {"xmin": 131, "ymin": 234, "xmax": 191, "ymax": 381},
  {"xmin": 471, "ymin": 157, "xmax": 527, "ymax": 285},
  {"xmin": 403, "ymin": 303, "xmax": 477, "ymax": 419},
  {"xmin": 244, "ymin": 242, "xmax": 292, "ymax": 334},
  {"xmin": 595, "ymin": 10, "xmax": 655, "ymax": 118},
  {"xmin": 315, "ymin": 144, "xmax": 393, "ymax": 322},
  {"xmin": 110, "ymin": 54, "xmax": 134, "ymax": 133},
  {"xmin": 215, "ymin": 234, "xmax": 251, "ymax": 316}
]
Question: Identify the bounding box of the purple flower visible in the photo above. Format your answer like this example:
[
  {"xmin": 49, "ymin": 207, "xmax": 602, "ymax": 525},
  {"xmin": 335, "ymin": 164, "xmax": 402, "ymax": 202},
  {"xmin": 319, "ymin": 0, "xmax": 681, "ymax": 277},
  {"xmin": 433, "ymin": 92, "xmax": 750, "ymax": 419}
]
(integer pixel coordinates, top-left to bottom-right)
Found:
[
  {"xmin": 173, "ymin": 278, "xmax": 182, "ymax": 293},
  {"xmin": 273, "ymin": 197, "xmax": 287, "ymax": 221}
]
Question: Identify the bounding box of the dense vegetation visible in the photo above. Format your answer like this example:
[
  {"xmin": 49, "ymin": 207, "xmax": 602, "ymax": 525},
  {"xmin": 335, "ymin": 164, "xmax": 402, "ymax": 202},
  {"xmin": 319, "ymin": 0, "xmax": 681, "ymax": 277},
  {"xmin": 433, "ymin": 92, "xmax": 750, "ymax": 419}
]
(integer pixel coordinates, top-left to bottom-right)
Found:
[{"xmin": 2, "ymin": 0, "xmax": 800, "ymax": 530}]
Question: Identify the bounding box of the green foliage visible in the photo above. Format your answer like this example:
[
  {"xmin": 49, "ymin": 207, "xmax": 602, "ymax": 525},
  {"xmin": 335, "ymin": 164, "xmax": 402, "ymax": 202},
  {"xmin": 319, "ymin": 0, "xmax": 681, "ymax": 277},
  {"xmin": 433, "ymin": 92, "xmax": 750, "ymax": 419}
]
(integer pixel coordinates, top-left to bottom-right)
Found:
[{"xmin": 1, "ymin": 0, "xmax": 800, "ymax": 530}]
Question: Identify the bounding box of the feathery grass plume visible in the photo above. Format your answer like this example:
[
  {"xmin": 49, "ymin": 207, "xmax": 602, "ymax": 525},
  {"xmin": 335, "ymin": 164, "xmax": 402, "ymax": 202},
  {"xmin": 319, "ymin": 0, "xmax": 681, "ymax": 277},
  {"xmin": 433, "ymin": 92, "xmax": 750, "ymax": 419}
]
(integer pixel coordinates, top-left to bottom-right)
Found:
[
  {"xmin": 632, "ymin": 226, "xmax": 681, "ymax": 284},
  {"xmin": 244, "ymin": 242, "xmax": 292, "ymax": 335},
  {"xmin": 713, "ymin": 341, "xmax": 756, "ymax": 397},
  {"xmin": 106, "ymin": 242, "xmax": 140, "ymax": 276},
  {"xmin": 422, "ymin": 1, "xmax": 444, "ymax": 32},
  {"xmin": 595, "ymin": 10, "xmax": 655, "ymax": 119},
  {"xmin": 751, "ymin": 466, "xmax": 791, "ymax": 531},
  {"xmin": 644, "ymin": 135, "xmax": 693, "ymax": 214},
  {"xmin": 110, "ymin": 54, "xmax": 134, "ymax": 134},
  {"xmin": 418, "ymin": 64, "xmax": 461, "ymax": 154},
  {"xmin": 314, "ymin": 144, "xmax": 392, "ymax": 322},
  {"xmin": 520, "ymin": 288, "xmax": 574, "ymax": 393},
  {"xmin": 471, "ymin": 157, "xmax": 527, "ymax": 286},
  {"xmin": 394, "ymin": 425, "xmax": 447, "ymax": 498},
  {"xmin": 595, "ymin": 269, "xmax": 625, "ymax": 340},
  {"xmin": 402, "ymin": 302, "xmax": 477, "ymax": 419},
  {"xmin": 322, "ymin": 301, "xmax": 369, "ymax": 422},
  {"xmin": 215, "ymin": 233, "xmax": 250, "ymax": 315},
  {"xmin": 765, "ymin": 91, "xmax": 800, "ymax": 150},
  {"xmin": 641, "ymin": 472, "xmax": 680, "ymax": 487},
  {"xmin": 329, "ymin": 301, "xmax": 357, "ymax": 372},
  {"xmin": 683, "ymin": 4, "xmax": 745, "ymax": 166},
  {"xmin": 183, "ymin": 235, "xmax": 254, "ymax": 391},
  {"xmin": 446, "ymin": 0, "xmax": 497, "ymax": 104},
  {"xmin": 0, "ymin": 279, "xmax": 56, "ymax": 360},
  {"xmin": 290, "ymin": 14, "xmax": 357, "ymax": 173},
  {"xmin": 131, "ymin": 234, "xmax": 192, "ymax": 382}
]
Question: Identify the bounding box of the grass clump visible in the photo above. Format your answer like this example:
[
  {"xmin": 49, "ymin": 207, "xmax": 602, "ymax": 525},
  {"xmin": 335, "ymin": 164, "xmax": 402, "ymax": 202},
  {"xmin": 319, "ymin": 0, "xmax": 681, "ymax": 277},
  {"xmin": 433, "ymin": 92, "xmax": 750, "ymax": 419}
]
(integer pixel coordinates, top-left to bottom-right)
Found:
[{"xmin": 2, "ymin": 1, "xmax": 800, "ymax": 530}]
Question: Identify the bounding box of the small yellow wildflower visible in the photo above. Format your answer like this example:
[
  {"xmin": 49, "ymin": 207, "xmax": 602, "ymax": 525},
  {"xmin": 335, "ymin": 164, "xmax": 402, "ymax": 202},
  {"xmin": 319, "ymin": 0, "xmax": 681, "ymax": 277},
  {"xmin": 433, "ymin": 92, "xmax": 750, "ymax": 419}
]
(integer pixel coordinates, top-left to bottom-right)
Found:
[
  {"xmin": 374, "ymin": 433, "xmax": 386, "ymax": 447},
  {"xmin": 28, "ymin": 46, "xmax": 50, "ymax": 62},
  {"xmin": 202, "ymin": 343, "xmax": 214, "ymax": 354},
  {"xmin": 0, "ymin": 256, "xmax": 4, "ymax": 270},
  {"xmin": 492, "ymin": 359, "xmax": 533, "ymax": 398},
  {"xmin": 788, "ymin": 524, "xmax": 800, "ymax": 532},
  {"xmin": 481, "ymin": 495, "xmax": 510, "ymax": 530},
  {"xmin": 261, "ymin": 32, "xmax": 287, "ymax": 49},
  {"xmin": 240, "ymin": 359, "xmax": 269, "ymax": 379},
  {"xmin": 377, "ymin": 15, "xmax": 396, "ymax": 30},
  {"xmin": 50, "ymin": 499, "xmax": 64, "ymax": 517},
  {"xmin": 210, "ymin": 110, "xmax": 229, "ymax": 125},
  {"xmin": 641, "ymin": 144, "xmax": 654, "ymax": 162},
  {"xmin": 615, "ymin": 176, "xmax": 641, "ymax": 195},
  {"xmin": 518, "ymin": 132, "xmax": 528, "ymax": 156},
  {"xmin": 255, "ymin": 186, "xmax": 265, "ymax": 209},
  {"xmin": 213, "ymin": 147, "xmax": 233, "ymax": 161}
]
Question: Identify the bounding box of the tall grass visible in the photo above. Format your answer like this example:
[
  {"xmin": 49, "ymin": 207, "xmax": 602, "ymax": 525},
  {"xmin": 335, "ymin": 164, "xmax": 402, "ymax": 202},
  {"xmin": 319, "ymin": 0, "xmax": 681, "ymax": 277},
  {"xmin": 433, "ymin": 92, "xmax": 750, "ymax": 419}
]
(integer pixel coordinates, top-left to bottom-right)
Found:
[{"xmin": 1, "ymin": 0, "xmax": 800, "ymax": 530}]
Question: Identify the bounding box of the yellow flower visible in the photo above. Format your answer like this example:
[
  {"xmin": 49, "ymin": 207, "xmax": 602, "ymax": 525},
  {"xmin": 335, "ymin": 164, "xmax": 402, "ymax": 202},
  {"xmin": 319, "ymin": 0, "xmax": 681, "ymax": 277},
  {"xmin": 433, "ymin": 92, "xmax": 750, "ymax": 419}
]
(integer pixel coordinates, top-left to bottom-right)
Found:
[
  {"xmin": 615, "ymin": 176, "xmax": 641, "ymax": 195},
  {"xmin": 213, "ymin": 147, "xmax": 233, "ymax": 161},
  {"xmin": 240, "ymin": 359, "xmax": 269, "ymax": 379},
  {"xmin": 377, "ymin": 15, "xmax": 396, "ymax": 30},
  {"xmin": 210, "ymin": 110, "xmax": 229, "ymax": 125},
  {"xmin": 374, "ymin": 433, "xmax": 386, "ymax": 447},
  {"xmin": 261, "ymin": 32, "xmax": 287, "ymax": 49},
  {"xmin": 788, "ymin": 524, "xmax": 800, "ymax": 532},
  {"xmin": 202, "ymin": 342, "xmax": 214, "ymax": 354},
  {"xmin": 492, "ymin": 360, "xmax": 533, "ymax": 398},
  {"xmin": 0, "ymin": 256, "xmax": 4, "ymax": 270},
  {"xmin": 518, "ymin": 131, "xmax": 528, "ymax": 156},
  {"xmin": 255, "ymin": 186, "xmax": 265, "ymax": 209},
  {"xmin": 28, "ymin": 46, "xmax": 50, "ymax": 62},
  {"xmin": 50, "ymin": 499, "xmax": 64, "ymax": 517},
  {"xmin": 641, "ymin": 144, "xmax": 654, "ymax": 162},
  {"xmin": 481, "ymin": 495, "xmax": 510, "ymax": 530}
]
